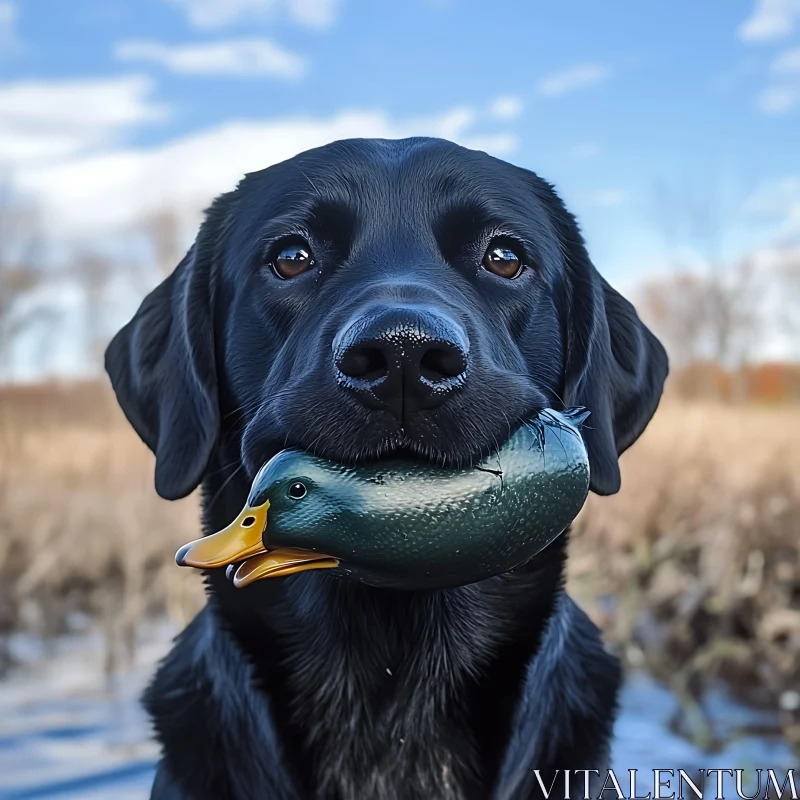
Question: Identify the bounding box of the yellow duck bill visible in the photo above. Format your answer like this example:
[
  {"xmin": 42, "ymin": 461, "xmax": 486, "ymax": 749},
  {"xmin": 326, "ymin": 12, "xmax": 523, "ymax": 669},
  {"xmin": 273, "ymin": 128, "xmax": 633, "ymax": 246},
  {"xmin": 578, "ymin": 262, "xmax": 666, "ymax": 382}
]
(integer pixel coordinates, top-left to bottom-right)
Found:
[
  {"xmin": 226, "ymin": 549, "xmax": 339, "ymax": 588},
  {"xmin": 174, "ymin": 500, "xmax": 338, "ymax": 584}
]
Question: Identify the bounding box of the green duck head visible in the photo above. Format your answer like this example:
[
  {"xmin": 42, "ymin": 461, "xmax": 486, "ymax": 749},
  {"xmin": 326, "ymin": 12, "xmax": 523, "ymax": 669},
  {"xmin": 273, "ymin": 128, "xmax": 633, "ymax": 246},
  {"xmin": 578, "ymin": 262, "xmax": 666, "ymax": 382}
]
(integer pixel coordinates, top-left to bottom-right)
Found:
[{"xmin": 175, "ymin": 450, "xmax": 342, "ymax": 587}]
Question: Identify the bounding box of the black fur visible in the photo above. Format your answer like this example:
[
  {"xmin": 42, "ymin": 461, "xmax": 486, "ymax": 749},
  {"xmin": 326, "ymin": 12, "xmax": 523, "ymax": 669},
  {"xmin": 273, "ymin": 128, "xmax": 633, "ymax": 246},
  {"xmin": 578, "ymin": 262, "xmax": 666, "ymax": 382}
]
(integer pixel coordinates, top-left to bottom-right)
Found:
[{"xmin": 105, "ymin": 138, "xmax": 668, "ymax": 799}]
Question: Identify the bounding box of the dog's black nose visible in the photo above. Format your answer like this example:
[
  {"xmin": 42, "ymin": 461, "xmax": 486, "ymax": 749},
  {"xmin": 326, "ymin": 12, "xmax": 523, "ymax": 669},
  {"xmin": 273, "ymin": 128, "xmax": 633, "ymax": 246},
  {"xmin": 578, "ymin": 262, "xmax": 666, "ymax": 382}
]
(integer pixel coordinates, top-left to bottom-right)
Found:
[{"xmin": 333, "ymin": 305, "xmax": 469, "ymax": 420}]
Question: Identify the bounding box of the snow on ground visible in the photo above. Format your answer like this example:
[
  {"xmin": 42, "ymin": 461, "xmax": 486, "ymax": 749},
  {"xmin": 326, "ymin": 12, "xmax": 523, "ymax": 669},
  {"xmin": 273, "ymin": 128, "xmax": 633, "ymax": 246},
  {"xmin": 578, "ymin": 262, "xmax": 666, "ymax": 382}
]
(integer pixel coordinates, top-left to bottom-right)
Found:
[{"xmin": 0, "ymin": 621, "xmax": 795, "ymax": 799}]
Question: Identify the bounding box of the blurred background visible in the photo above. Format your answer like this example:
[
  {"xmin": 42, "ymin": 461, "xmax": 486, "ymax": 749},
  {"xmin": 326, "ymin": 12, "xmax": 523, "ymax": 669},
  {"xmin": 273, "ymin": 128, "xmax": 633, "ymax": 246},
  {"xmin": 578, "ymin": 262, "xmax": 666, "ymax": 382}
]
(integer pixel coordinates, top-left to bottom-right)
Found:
[{"xmin": 1, "ymin": 1, "xmax": 799, "ymax": 797}]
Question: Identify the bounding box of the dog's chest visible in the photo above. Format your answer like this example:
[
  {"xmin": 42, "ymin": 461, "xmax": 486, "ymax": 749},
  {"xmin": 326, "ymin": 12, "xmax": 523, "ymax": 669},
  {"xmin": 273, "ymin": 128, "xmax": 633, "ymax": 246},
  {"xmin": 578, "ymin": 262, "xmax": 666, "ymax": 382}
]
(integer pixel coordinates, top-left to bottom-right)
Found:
[
  {"xmin": 278, "ymin": 587, "xmax": 499, "ymax": 799},
  {"xmin": 293, "ymin": 664, "xmax": 474, "ymax": 799}
]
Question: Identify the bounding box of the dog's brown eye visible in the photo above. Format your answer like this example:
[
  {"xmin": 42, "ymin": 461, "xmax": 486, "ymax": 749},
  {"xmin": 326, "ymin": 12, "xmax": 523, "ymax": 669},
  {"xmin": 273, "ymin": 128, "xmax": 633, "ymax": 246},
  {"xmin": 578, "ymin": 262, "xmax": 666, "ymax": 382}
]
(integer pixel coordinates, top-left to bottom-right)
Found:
[
  {"xmin": 271, "ymin": 242, "xmax": 315, "ymax": 279},
  {"xmin": 482, "ymin": 243, "xmax": 523, "ymax": 279}
]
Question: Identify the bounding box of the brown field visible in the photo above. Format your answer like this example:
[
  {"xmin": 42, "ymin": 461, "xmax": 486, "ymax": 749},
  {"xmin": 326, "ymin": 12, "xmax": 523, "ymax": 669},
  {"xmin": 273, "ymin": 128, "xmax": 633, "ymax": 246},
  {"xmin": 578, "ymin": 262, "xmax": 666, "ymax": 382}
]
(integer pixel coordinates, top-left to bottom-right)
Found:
[
  {"xmin": 570, "ymin": 401, "xmax": 800, "ymax": 748},
  {"xmin": 0, "ymin": 382, "xmax": 205, "ymax": 675},
  {"xmin": 1, "ymin": 382, "xmax": 799, "ymax": 745}
]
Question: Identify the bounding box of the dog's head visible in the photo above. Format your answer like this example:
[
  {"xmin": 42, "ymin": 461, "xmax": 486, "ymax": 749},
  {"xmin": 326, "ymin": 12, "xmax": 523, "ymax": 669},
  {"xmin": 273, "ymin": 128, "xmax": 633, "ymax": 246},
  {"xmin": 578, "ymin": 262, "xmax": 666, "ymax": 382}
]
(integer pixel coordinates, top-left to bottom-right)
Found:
[{"xmin": 105, "ymin": 138, "xmax": 668, "ymax": 504}]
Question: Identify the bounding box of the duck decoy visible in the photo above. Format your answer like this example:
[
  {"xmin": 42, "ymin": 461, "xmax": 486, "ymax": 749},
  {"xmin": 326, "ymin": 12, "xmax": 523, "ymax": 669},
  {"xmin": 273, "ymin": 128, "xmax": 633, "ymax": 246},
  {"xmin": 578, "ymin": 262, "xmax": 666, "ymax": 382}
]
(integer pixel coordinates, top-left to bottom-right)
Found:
[{"xmin": 176, "ymin": 408, "xmax": 591, "ymax": 590}]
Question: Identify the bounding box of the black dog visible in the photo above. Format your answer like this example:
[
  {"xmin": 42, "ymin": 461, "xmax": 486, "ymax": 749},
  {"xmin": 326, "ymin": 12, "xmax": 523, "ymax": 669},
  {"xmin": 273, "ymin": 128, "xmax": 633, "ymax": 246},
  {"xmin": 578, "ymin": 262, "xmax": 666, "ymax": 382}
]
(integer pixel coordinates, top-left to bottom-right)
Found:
[{"xmin": 105, "ymin": 137, "xmax": 668, "ymax": 799}]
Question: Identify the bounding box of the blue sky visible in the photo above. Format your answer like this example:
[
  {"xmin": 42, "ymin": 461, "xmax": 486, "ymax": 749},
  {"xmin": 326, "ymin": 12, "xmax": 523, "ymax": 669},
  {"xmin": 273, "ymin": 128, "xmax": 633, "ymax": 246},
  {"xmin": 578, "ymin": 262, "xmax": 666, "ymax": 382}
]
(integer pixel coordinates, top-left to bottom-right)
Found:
[{"xmin": 1, "ymin": 0, "xmax": 799, "ymax": 376}]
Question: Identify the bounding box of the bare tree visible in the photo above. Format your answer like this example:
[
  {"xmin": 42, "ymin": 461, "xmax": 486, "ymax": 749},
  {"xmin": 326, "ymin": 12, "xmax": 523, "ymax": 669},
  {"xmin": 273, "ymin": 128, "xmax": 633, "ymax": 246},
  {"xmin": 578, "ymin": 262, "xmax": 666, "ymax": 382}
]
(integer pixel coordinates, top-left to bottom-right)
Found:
[
  {"xmin": 638, "ymin": 273, "xmax": 709, "ymax": 367},
  {"xmin": 645, "ymin": 178, "xmax": 766, "ymax": 398},
  {"xmin": 708, "ymin": 256, "xmax": 763, "ymax": 366},
  {"xmin": 776, "ymin": 251, "xmax": 800, "ymax": 359},
  {"xmin": 70, "ymin": 250, "xmax": 115, "ymax": 373},
  {"xmin": 638, "ymin": 259, "xmax": 763, "ymax": 362},
  {"xmin": 141, "ymin": 209, "xmax": 184, "ymax": 277},
  {"xmin": 0, "ymin": 184, "xmax": 45, "ymax": 375},
  {"xmin": 122, "ymin": 208, "xmax": 191, "ymax": 302}
]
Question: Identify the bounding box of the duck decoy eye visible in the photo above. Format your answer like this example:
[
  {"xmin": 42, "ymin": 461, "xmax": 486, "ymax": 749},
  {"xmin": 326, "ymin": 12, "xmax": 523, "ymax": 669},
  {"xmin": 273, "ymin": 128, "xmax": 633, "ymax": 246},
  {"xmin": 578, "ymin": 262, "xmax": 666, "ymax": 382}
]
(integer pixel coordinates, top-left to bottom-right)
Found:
[{"xmin": 288, "ymin": 481, "xmax": 307, "ymax": 500}]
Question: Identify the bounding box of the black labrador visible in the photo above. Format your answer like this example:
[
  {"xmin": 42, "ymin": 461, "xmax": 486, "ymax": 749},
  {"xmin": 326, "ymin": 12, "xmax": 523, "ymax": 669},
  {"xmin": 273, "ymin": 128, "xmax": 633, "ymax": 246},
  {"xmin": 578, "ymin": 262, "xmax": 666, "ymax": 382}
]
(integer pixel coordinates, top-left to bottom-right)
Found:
[{"xmin": 105, "ymin": 137, "xmax": 668, "ymax": 800}]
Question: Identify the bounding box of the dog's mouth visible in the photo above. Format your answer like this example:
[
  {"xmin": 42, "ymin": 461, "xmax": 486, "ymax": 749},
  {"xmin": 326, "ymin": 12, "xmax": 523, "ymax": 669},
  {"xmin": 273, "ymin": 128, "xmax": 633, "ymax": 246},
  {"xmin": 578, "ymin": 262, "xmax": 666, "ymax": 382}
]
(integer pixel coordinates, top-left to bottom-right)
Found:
[{"xmin": 310, "ymin": 427, "xmax": 515, "ymax": 471}]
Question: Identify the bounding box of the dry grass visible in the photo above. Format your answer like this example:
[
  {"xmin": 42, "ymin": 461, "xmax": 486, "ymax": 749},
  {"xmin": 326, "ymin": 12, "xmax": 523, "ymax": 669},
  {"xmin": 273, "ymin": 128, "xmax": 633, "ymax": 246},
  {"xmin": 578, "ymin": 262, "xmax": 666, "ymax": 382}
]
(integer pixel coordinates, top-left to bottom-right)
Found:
[
  {"xmin": 0, "ymin": 382, "xmax": 204, "ymax": 675},
  {"xmin": 569, "ymin": 401, "xmax": 800, "ymax": 748},
  {"xmin": 1, "ymin": 382, "xmax": 799, "ymax": 747}
]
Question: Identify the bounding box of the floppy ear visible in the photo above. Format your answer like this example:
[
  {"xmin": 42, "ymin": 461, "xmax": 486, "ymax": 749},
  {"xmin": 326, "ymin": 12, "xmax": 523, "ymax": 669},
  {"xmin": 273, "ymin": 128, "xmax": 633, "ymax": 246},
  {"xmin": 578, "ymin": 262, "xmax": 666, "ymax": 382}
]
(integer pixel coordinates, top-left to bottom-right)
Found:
[
  {"xmin": 104, "ymin": 200, "xmax": 228, "ymax": 500},
  {"xmin": 559, "ymin": 214, "xmax": 669, "ymax": 496}
]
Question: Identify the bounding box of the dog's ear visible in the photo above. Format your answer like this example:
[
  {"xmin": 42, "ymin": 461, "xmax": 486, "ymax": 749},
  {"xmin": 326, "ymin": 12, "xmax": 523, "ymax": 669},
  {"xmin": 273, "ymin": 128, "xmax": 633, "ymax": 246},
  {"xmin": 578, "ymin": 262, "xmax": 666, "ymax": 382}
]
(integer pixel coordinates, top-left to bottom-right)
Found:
[
  {"xmin": 557, "ymin": 208, "xmax": 669, "ymax": 496},
  {"xmin": 104, "ymin": 197, "xmax": 230, "ymax": 500}
]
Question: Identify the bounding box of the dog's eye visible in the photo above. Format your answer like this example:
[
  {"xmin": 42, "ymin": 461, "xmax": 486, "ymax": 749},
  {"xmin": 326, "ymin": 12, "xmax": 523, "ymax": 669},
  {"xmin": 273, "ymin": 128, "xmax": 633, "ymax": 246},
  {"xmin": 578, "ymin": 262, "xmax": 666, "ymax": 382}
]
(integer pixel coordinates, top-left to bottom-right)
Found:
[
  {"xmin": 271, "ymin": 241, "xmax": 316, "ymax": 279},
  {"xmin": 482, "ymin": 242, "xmax": 523, "ymax": 279}
]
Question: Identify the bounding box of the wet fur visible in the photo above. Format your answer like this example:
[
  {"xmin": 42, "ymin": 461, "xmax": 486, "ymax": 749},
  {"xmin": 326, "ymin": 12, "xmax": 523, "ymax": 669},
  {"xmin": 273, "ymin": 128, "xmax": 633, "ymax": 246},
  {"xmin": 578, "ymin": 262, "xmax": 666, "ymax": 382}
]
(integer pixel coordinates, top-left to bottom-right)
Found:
[{"xmin": 105, "ymin": 138, "xmax": 668, "ymax": 799}]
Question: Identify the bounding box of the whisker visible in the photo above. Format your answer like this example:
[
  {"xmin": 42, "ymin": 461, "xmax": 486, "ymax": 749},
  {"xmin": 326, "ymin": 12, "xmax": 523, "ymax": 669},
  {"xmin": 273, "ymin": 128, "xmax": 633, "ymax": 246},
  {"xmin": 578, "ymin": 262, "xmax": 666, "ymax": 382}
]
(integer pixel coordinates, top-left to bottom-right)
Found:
[
  {"xmin": 223, "ymin": 386, "xmax": 300, "ymax": 422},
  {"xmin": 203, "ymin": 458, "xmax": 247, "ymax": 479},
  {"xmin": 206, "ymin": 462, "xmax": 247, "ymax": 511}
]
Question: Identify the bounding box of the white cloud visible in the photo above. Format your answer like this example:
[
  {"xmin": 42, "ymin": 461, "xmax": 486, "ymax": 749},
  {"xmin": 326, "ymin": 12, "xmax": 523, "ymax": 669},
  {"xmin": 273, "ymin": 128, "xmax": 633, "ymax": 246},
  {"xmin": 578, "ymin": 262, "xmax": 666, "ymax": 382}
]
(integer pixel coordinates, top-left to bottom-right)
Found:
[
  {"xmin": 115, "ymin": 38, "xmax": 306, "ymax": 80},
  {"xmin": 165, "ymin": 0, "xmax": 340, "ymax": 30},
  {"xmin": 746, "ymin": 175, "xmax": 800, "ymax": 214},
  {"xmin": 710, "ymin": 57, "xmax": 760, "ymax": 95},
  {"xmin": 772, "ymin": 46, "xmax": 800, "ymax": 73},
  {"xmin": 488, "ymin": 95, "xmax": 523, "ymax": 121},
  {"xmin": 570, "ymin": 141, "xmax": 600, "ymax": 159},
  {"xmin": 0, "ymin": 1, "xmax": 17, "ymax": 54},
  {"xmin": 758, "ymin": 83, "xmax": 800, "ymax": 112},
  {"xmin": 0, "ymin": 75, "xmax": 168, "ymax": 165},
  {"xmin": 739, "ymin": 0, "xmax": 800, "ymax": 42},
  {"xmin": 11, "ymin": 105, "xmax": 518, "ymax": 237},
  {"xmin": 537, "ymin": 63, "xmax": 611, "ymax": 97},
  {"xmin": 745, "ymin": 176, "xmax": 800, "ymax": 240},
  {"xmin": 754, "ymin": 46, "xmax": 800, "ymax": 113},
  {"xmin": 284, "ymin": 0, "xmax": 339, "ymax": 27}
]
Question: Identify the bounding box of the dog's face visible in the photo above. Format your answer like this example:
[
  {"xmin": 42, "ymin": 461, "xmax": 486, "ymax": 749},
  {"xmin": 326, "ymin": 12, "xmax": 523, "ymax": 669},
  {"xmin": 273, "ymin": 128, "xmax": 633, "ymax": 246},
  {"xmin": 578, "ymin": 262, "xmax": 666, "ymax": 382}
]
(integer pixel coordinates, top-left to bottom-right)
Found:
[
  {"xmin": 223, "ymin": 139, "xmax": 566, "ymax": 476},
  {"xmin": 106, "ymin": 138, "xmax": 668, "ymax": 506}
]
